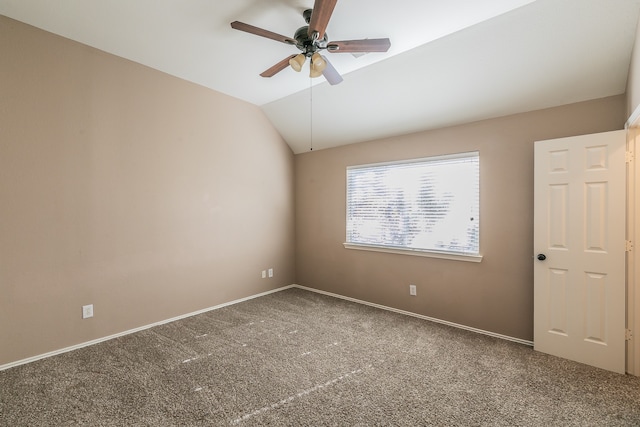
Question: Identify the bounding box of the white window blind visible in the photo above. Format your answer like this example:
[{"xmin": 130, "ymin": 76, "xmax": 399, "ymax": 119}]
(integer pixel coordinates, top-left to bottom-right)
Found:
[{"xmin": 346, "ymin": 152, "xmax": 479, "ymax": 256}]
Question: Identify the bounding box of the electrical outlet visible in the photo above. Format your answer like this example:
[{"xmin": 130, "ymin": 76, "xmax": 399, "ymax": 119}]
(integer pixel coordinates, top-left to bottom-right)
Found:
[
  {"xmin": 82, "ymin": 304, "xmax": 94, "ymax": 319},
  {"xmin": 409, "ymin": 285, "xmax": 417, "ymax": 296},
  {"xmin": 268, "ymin": 268, "xmax": 273, "ymax": 278},
  {"xmin": 261, "ymin": 270, "xmax": 267, "ymax": 279}
]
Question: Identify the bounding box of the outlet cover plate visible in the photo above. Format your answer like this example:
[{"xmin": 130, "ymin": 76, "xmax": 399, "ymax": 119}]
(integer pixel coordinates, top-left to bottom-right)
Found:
[{"xmin": 82, "ymin": 304, "xmax": 94, "ymax": 319}]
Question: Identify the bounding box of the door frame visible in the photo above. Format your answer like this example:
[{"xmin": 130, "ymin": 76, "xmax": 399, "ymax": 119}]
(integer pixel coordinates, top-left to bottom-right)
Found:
[{"xmin": 625, "ymin": 122, "xmax": 640, "ymax": 376}]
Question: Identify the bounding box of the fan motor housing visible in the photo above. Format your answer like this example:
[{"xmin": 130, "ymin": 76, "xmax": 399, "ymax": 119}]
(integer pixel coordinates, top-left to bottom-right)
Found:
[{"xmin": 293, "ymin": 26, "xmax": 328, "ymax": 54}]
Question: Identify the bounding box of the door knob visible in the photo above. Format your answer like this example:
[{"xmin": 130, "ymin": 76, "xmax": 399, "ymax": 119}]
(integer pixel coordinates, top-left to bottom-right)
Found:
[{"xmin": 537, "ymin": 254, "xmax": 546, "ymax": 261}]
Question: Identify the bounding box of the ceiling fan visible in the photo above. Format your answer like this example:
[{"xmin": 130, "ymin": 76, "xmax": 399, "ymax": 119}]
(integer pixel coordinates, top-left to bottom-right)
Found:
[{"xmin": 230, "ymin": 0, "xmax": 391, "ymax": 85}]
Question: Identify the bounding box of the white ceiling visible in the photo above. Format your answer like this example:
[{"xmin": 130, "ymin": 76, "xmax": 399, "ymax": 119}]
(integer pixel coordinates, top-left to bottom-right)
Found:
[{"xmin": 1, "ymin": 0, "xmax": 639, "ymax": 153}]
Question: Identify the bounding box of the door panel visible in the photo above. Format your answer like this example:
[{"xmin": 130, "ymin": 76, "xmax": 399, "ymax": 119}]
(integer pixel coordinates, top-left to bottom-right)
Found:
[
  {"xmin": 547, "ymin": 268, "xmax": 568, "ymax": 335},
  {"xmin": 534, "ymin": 130, "xmax": 626, "ymax": 374}
]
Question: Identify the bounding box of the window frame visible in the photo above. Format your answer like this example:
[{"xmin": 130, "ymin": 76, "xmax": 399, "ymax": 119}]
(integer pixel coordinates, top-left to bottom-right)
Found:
[{"xmin": 344, "ymin": 151, "xmax": 482, "ymax": 263}]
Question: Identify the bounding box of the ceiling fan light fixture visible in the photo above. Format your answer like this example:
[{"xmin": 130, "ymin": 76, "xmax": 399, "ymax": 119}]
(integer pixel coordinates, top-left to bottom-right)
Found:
[
  {"xmin": 289, "ymin": 54, "xmax": 306, "ymax": 72},
  {"xmin": 311, "ymin": 53, "xmax": 327, "ymax": 72},
  {"xmin": 309, "ymin": 66, "xmax": 322, "ymax": 79},
  {"xmin": 309, "ymin": 66, "xmax": 323, "ymax": 78}
]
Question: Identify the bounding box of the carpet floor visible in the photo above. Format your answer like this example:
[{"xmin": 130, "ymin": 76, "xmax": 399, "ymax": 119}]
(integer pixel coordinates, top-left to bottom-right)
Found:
[{"xmin": 1, "ymin": 287, "xmax": 639, "ymax": 426}]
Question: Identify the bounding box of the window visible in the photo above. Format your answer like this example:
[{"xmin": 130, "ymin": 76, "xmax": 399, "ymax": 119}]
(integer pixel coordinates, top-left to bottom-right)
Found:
[{"xmin": 345, "ymin": 152, "xmax": 480, "ymax": 261}]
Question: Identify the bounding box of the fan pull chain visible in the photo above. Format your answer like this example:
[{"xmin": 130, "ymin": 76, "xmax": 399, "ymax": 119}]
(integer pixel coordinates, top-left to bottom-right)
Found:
[{"xmin": 310, "ymin": 77, "xmax": 313, "ymax": 151}]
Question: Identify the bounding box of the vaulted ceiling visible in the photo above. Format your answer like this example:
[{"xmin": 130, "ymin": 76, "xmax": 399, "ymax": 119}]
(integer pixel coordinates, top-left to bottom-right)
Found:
[{"xmin": 1, "ymin": 0, "xmax": 639, "ymax": 153}]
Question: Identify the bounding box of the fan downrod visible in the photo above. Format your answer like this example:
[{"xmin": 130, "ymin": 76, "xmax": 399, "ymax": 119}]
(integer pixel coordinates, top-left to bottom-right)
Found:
[{"xmin": 303, "ymin": 8, "xmax": 312, "ymax": 24}]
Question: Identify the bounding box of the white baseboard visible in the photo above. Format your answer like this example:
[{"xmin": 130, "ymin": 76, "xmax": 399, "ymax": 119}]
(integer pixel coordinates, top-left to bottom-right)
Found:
[
  {"xmin": 1, "ymin": 283, "xmax": 532, "ymax": 371},
  {"xmin": 292, "ymin": 285, "xmax": 534, "ymax": 347},
  {"xmin": 0, "ymin": 285, "xmax": 296, "ymax": 372}
]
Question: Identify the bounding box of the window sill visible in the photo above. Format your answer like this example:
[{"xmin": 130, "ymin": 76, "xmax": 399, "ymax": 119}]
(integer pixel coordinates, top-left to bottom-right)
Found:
[{"xmin": 343, "ymin": 243, "xmax": 483, "ymax": 263}]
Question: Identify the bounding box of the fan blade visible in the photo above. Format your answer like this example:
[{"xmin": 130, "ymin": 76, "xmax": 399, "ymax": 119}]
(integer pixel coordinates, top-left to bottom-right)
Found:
[
  {"xmin": 321, "ymin": 55, "xmax": 343, "ymax": 85},
  {"xmin": 231, "ymin": 21, "xmax": 297, "ymax": 45},
  {"xmin": 260, "ymin": 55, "xmax": 297, "ymax": 78},
  {"xmin": 308, "ymin": 0, "xmax": 338, "ymax": 40},
  {"xmin": 327, "ymin": 38, "xmax": 391, "ymax": 53}
]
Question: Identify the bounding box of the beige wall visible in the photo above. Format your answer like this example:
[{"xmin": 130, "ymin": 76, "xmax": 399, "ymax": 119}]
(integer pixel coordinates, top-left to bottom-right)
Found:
[
  {"xmin": 0, "ymin": 16, "xmax": 295, "ymax": 366},
  {"xmin": 296, "ymin": 96, "xmax": 626, "ymax": 341}
]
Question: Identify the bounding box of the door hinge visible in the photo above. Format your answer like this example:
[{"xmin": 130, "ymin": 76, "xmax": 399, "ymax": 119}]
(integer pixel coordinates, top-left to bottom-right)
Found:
[
  {"xmin": 626, "ymin": 240, "xmax": 633, "ymax": 252},
  {"xmin": 626, "ymin": 151, "xmax": 634, "ymax": 163},
  {"xmin": 626, "ymin": 329, "xmax": 633, "ymax": 341}
]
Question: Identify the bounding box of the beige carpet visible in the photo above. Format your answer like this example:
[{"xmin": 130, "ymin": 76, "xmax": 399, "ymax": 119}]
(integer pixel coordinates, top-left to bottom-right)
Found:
[{"xmin": 1, "ymin": 287, "xmax": 639, "ymax": 426}]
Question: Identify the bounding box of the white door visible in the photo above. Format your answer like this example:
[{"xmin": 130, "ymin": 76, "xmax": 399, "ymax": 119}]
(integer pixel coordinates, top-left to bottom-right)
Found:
[{"xmin": 534, "ymin": 130, "xmax": 626, "ymax": 374}]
